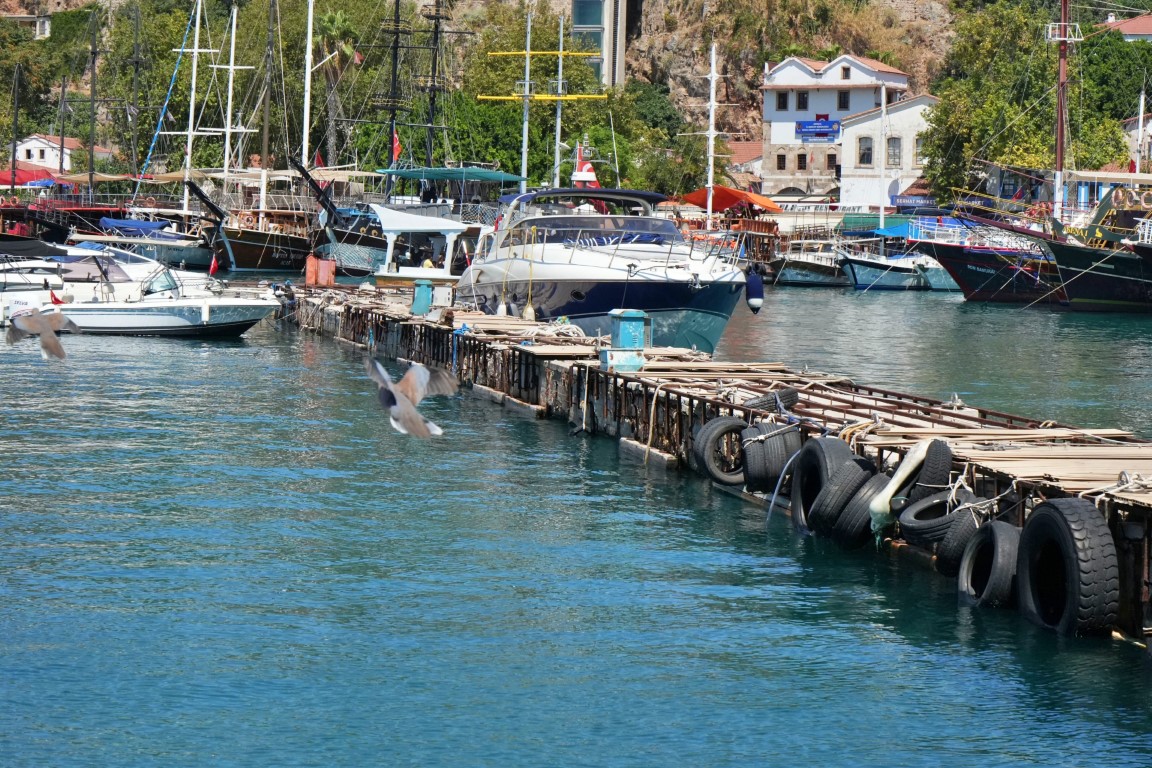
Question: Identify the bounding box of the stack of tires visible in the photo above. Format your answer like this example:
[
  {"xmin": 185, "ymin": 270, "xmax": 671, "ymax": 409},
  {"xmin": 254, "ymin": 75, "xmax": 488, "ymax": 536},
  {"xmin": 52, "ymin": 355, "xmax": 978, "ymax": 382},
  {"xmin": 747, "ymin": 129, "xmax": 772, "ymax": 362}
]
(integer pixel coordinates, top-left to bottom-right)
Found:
[{"xmin": 692, "ymin": 419, "xmax": 1122, "ymax": 637}]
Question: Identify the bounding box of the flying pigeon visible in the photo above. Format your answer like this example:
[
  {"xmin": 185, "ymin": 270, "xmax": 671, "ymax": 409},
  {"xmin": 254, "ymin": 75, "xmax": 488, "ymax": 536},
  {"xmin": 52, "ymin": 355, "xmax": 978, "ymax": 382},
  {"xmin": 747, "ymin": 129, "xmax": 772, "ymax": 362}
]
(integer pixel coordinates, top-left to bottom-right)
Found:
[
  {"xmin": 5, "ymin": 308, "xmax": 81, "ymax": 361},
  {"xmin": 365, "ymin": 356, "xmax": 459, "ymax": 437}
]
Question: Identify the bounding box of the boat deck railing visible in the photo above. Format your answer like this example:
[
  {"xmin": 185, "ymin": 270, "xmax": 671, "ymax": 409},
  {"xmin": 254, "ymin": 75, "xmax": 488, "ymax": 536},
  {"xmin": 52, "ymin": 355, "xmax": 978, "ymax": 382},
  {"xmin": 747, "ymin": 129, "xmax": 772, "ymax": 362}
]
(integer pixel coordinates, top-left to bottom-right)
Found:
[{"xmin": 497, "ymin": 221, "xmax": 740, "ymax": 271}]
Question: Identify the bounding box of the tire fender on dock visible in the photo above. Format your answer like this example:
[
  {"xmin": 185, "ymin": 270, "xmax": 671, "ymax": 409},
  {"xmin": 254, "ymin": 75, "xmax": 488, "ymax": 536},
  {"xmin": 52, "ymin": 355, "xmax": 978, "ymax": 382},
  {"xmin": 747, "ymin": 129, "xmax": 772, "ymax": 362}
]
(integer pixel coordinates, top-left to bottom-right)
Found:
[
  {"xmin": 958, "ymin": 520, "xmax": 1020, "ymax": 608},
  {"xmin": 1015, "ymin": 498, "xmax": 1119, "ymax": 636},
  {"xmin": 692, "ymin": 416, "xmax": 748, "ymax": 486},
  {"xmin": 790, "ymin": 437, "xmax": 854, "ymax": 531}
]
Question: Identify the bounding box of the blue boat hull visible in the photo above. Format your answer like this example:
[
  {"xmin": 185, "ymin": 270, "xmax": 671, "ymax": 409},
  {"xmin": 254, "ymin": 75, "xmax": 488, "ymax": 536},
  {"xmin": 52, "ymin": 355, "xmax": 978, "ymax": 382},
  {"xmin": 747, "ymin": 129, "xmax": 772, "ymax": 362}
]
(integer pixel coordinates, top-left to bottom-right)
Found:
[{"xmin": 458, "ymin": 277, "xmax": 746, "ymax": 353}]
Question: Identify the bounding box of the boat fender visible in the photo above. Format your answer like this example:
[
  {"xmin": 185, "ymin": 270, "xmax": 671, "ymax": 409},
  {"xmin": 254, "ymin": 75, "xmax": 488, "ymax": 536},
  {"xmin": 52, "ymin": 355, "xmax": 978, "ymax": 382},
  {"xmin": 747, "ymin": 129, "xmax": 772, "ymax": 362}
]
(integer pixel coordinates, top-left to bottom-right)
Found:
[
  {"xmin": 867, "ymin": 438, "xmax": 931, "ymax": 534},
  {"xmin": 745, "ymin": 269, "xmax": 764, "ymax": 314},
  {"xmin": 201, "ymin": 301, "xmax": 211, "ymax": 325}
]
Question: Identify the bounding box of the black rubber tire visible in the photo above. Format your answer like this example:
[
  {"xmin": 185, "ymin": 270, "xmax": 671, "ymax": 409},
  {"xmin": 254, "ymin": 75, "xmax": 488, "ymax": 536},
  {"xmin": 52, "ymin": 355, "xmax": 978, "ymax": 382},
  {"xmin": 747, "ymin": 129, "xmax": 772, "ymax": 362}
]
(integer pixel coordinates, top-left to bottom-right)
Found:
[
  {"xmin": 807, "ymin": 456, "xmax": 875, "ymax": 536},
  {"xmin": 898, "ymin": 490, "xmax": 961, "ymax": 546},
  {"xmin": 790, "ymin": 437, "xmax": 854, "ymax": 529},
  {"xmin": 1016, "ymin": 498, "xmax": 1119, "ymax": 636},
  {"xmin": 833, "ymin": 473, "xmax": 891, "ymax": 549},
  {"xmin": 908, "ymin": 439, "xmax": 954, "ymax": 503},
  {"xmin": 934, "ymin": 492, "xmax": 985, "ymax": 577},
  {"xmin": 743, "ymin": 387, "xmax": 800, "ymax": 413},
  {"xmin": 958, "ymin": 520, "xmax": 1020, "ymax": 608},
  {"xmin": 742, "ymin": 423, "xmax": 802, "ymax": 493},
  {"xmin": 692, "ymin": 416, "xmax": 748, "ymax": 485}
]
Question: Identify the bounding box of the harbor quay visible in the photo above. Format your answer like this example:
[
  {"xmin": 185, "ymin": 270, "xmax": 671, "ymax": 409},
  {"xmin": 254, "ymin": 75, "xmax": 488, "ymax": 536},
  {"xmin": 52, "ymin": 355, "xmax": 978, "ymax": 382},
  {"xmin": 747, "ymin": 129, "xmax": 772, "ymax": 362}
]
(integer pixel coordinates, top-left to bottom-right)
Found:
[{"xmin": 281, "ymin": 283, "xmax": 1152, "ymax": 649}]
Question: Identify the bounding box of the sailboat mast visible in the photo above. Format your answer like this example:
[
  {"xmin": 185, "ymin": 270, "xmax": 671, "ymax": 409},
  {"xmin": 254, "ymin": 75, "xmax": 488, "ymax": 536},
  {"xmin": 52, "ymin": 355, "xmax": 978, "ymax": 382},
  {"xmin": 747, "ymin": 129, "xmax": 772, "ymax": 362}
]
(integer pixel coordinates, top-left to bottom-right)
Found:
[
  {"xmin": 260, "ymin": 0, "xmax": 275, "ymax": 226},
  {"xmin": 424, "ymin": 0, "xmax": 443, "ymax": 166},
  {"xmin": 181, "ymin": 0, "xmax": 203, "ymax": 213},
  {"xmin": 705, "ymin": 43, "xmax": 717, "ymax": 230},
  {"xmin": 552, "ymin": 15, "xmax": 564, "ymax": 188},
  {"xmin": 9, "ymin": 64, "xmax": 18, "ymax": 191},
  {"xmin": 129, "ymin": 6, "xmax": 143, "ymax": 177},
  {"xmin": 302, "ymin": 0, "xmax": 315, "ymax": 165},
  {"xmin": 1053, "ymin": 0, "xmax": 1069, "ymax": 221},
  {"xmin": 88, "ymin": 17, "xmax": 97, "ymax": 201},
  {"xmin": 519, "ymin": 12, "xmax": 532, "ymax": 194},
  {"xmin": 223, "ymin": 3, "xmax": 239, "ymax": 183}
]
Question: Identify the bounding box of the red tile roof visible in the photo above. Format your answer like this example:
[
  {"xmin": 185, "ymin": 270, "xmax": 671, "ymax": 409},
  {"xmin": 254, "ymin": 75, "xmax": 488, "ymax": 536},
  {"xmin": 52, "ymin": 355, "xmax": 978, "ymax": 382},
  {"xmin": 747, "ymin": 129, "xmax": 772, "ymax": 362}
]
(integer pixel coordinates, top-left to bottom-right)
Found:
[
  {"xmin": 1105, "ymin": 13, "xmax": 1152, "ymax": 35},
  {"xmin": 724, "ymin": 141, "xmax": 762, "ymax": 166},
  {"xmin": 770, "ymin": 54, "xmax": 908, "ymax": 78},
  {"xmin": 24, "ymin": 133, "xmax": 113, "ymax": 154}
]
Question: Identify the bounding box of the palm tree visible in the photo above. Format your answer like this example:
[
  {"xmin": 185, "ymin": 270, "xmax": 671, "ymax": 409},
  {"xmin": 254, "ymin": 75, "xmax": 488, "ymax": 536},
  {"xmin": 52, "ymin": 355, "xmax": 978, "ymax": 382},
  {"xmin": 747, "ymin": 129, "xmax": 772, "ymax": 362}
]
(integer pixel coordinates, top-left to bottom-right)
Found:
[
  {"xmin": 315, "ymin": 9, "xmax": 357, "ymax": 164},
  {"xmin": 815, "ymin": 44, "xmax": 842, "ymax": 61}
]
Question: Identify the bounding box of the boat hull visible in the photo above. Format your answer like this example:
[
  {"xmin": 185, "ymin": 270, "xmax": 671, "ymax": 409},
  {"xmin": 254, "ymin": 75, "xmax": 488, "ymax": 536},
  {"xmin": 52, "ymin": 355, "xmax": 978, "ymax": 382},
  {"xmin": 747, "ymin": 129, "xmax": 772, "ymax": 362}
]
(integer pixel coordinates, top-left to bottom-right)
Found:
[
  {"xmin": 55, "ymin": 297, "xmax": 279, "ymax": 337},
  {"xmin": 769, "ymin": 259, "xmax": 850, "ymax": 287},
  {"xmin": 913, "ymin": 262, "xmax": 962, "ymax": 291},
  {"xmin": 1048, "ymin": 240, "xmax": 1152, "ymax": 312},
  {"xmin": 210, "ymin": 226, "xmax": 311, "ymax": 273},
  {"xmin": 910, "ymin": 241, "xmax": 1064, "ymax": 304},
  {"xmin": 843, "ymin": 258, "xmax": 928, "ymax": 290},
  {"xmin": 455, "ymin": 273, "xmax": 745, "ymax": 353}
]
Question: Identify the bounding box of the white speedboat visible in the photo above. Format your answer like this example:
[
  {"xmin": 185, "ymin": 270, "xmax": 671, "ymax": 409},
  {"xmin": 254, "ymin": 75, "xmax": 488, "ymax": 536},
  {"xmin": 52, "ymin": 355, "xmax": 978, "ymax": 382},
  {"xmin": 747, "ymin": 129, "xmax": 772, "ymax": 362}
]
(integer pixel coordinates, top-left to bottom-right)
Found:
[
  {"xmin": 838, "ymin": 239, "xmax": 930, "ymax": 291},
  {"xmin": 454, "ymin": 188, "xmax": 747, "ymax": 353},
  {"xmin": 45, "ymin": 269, "xmax": 280, "ymax": 337},
  {"xmin": 9, "ymin": 246, "xmax": 280, "ymax": 338}
]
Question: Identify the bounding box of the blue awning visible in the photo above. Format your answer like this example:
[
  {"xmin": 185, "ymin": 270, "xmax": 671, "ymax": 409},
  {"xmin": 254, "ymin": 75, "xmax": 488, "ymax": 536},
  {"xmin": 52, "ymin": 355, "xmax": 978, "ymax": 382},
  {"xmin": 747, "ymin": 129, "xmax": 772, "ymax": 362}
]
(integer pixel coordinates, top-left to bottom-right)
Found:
[
  {"xmin": 872, "ymin": 222, "xmax": 910, "ymax": 239},
  {"xmin": 100, "ymin": 217, "xmax": 170, "ymax": 237}
]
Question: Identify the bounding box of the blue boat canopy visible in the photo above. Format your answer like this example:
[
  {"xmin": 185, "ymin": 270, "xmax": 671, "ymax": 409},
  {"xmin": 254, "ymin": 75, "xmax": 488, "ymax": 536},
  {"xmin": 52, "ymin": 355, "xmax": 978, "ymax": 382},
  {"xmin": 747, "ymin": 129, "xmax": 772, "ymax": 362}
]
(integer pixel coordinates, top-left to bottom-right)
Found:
[
  {"xmin": 872, "ymin": 222, "xmax": 910, "ymax": 239},
  {"xmin": 100, "ymin": 218, "xmax": 170, "ymax": 237}
]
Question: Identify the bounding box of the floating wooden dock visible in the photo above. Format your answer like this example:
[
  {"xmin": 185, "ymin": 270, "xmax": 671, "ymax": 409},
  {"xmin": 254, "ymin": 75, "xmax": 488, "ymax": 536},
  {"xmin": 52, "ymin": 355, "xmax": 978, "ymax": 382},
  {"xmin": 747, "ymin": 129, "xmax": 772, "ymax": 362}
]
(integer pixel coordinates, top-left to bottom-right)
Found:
[{"xmin": 279, "ymin": 284, "xmax": 1152, "ymax": 646}]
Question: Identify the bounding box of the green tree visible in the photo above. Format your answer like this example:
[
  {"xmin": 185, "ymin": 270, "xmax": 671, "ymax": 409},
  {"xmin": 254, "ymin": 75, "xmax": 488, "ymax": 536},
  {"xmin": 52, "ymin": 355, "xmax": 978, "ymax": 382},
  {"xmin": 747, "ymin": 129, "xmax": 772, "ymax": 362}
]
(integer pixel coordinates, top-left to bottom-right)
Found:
[{"xmin": 921, "ymin": 1, "xmax": 1126, "ymax": 201}]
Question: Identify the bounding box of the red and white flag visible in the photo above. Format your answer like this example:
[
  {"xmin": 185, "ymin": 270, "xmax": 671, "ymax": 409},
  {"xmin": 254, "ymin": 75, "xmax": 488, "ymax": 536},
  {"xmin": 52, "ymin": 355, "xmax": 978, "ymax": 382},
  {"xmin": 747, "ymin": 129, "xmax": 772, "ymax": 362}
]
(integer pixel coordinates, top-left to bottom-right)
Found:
[
  {"xmin": 572, "ymin": 143, "xmax": 601, "ymax": 189},
  {"xmin": 391, "ymin": 130, "xmax": 403, "ymax": 162},
  {"xmin": 209, "ymin": 254, "xmax": 220, "ymax": 276},
  {"xmin": 49, "ymin": 290, "xmax": 64, "ymax": 305}
]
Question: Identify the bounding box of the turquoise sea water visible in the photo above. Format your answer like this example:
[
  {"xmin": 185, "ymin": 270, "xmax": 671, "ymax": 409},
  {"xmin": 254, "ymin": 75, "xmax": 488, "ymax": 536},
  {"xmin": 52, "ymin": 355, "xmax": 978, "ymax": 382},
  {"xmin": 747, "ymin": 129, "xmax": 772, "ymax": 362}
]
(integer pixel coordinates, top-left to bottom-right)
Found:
[{"xmin": 3, "ymin": 289, "xmax": 1152, "ymax": 767}]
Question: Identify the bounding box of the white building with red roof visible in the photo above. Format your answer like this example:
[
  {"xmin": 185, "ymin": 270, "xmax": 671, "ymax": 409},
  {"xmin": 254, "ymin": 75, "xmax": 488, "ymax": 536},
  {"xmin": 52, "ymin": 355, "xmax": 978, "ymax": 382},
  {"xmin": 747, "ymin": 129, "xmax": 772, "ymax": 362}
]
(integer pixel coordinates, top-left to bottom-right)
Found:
[
  {"xmin": 14, "ymin": 134, "xmax": 115, "ymax": 173},
  {"xmin": 760, "ymin": 54, "xmax": 910, "ymax": 199},
  {"xmin": 1103, "ymin": 12, "xmax": 1152, "ymax": 42}
]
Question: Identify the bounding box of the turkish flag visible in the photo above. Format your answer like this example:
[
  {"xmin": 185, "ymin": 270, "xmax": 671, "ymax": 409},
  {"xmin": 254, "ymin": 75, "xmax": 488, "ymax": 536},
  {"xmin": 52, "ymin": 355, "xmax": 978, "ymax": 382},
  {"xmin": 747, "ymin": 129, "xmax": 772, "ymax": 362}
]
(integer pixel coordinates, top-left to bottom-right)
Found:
[
  {"xmin": 209, "ymin": 254, "xmax": 219, "ymax": 276},
  {"xmin": 392, "ymin": 130, "xmax": 402, "ymax": 162},
  {"xmin": 49, "ymin": 290, "xmax": 64, "ymax": 305}
]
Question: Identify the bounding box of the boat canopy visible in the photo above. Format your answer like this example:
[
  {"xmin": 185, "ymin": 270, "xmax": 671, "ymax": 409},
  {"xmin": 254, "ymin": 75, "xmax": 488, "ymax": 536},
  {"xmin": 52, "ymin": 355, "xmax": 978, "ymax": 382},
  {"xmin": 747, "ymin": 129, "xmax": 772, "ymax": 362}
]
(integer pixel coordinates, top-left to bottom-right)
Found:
[
  {"xmin": 100, "ymin": 218, "xmax": 171, "ymax": 236},
  {"xmin": 0, "ymin": 238, "xmax": 70, "ymax": 258},
  {"xmin": 678, "ymin": 185, "xmax": 783, "ymax": 214},
  {"xmin": 366, "ymin": 204, "xmax": 470, "ymax": 234},
  {"xmin": 871, "ymin": 222, "xmax": 910, "ymax": 239},
  {"xmin": 375, "ymin": 167, "xmax": 526, "ymax": 183},
  {"xmin": 497, "ymin": 188, "xmax": 669, "ymax": 206}
]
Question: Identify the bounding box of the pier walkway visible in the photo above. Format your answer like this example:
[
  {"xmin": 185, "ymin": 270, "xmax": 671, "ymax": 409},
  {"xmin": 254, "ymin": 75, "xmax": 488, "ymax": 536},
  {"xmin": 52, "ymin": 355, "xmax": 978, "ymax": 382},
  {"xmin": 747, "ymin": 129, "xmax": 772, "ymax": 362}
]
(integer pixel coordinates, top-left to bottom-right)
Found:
[{"xmin": 279, "ymin": 284, "xmax": 1152, "ymax": 646}]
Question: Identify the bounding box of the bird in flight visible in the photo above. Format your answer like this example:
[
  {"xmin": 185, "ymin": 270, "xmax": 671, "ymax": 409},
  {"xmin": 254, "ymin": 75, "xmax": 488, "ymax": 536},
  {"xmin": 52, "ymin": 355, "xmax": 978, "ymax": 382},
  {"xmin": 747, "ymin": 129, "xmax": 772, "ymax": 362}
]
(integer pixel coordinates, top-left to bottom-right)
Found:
[
  {"xmin": 5, "ymin": 308, "xmax": 81, "ymax": 361},
  {"xmin": 365, "ymin": 356, "xmax": 459, "ymax": 437}
]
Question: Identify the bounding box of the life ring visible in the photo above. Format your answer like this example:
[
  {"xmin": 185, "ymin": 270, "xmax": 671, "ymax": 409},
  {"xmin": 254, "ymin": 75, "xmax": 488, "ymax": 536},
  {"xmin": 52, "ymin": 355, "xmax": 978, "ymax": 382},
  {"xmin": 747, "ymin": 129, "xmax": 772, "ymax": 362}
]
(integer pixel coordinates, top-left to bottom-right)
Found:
[
  {"xmin": 807, "ymin": 456, "xmax": 876, "ymax": 536},
  {"xmin": 788, "ymin": 436, "xmax": 853, "ymax": 527},
  {"xmin": 240, "ymin": 212, "xmax": 255, "ymax": 228},
  {"xmin": 146, "ymin": 197, "xmax": 156, "ymax": 207},
  {"xmin": 690, "ymin": 416, "xmax": 749, "ymax": 485},
  {"xmin": 741, "ymin": 422, "xmax": 802, "ymax": 494},
  {"xmin": 957, "ymin": 520, "xmax": 1020, "ymax": 608},
  {"xmin": 1016, "ymin": 497, "xmax": 1119, "ymax": 635},
  {"xmin": 10, "ymin": 196, "xmax": 19, "ymax": 205},
  {"xmin": 370, "ymin": 228, "xmax": 380, "ymax": 237},
  {"xmin": 359, "ymin": 226, "xmax": 367, "ymax": 234},
  {"xmin": 1141, "ymin": 190, "xmax": 1152, "ymax": 209}
]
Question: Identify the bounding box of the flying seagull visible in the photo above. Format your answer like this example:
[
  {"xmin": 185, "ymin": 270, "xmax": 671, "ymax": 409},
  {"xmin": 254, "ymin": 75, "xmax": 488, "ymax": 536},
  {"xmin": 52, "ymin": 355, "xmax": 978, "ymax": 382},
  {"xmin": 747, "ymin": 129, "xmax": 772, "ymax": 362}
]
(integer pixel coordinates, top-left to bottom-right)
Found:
[
  {"xmin": 5, "ymin": 308, "xmax": 81, "ymax": 361},
  {"xmin": 365, "ymin": 356, "xmax": 459, "ymax": 437}
]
